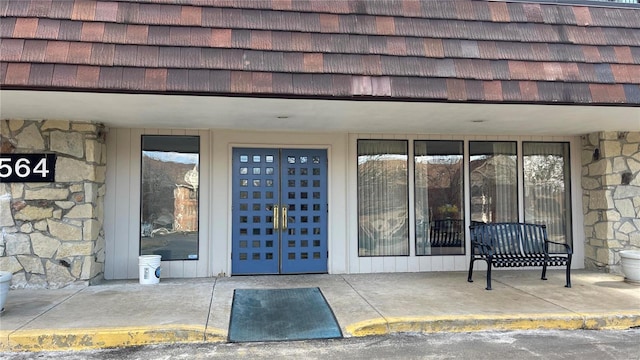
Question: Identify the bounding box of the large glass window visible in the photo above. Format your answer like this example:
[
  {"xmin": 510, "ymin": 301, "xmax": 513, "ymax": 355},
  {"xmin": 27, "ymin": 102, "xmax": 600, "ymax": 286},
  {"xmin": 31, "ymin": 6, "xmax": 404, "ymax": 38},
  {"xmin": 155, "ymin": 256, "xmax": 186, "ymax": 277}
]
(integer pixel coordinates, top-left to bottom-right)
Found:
[
  {"xmin": 358, "ymin": 140, "xmax": 409, "ymax": 256},
  {"xmin": 415, "ymin": 141, "xmax": 464, "ymax": 255},
  {"xmin": 355, "ymin": 138, "xmax": 573, "ymax": 259},
  {"xmin": 523, "ymin": 142, "xmax": 572, "ymax": 249},
  {"xmin": 469, "ymin": 141, "xmax": 518, "ymax": 223},
  {"xmin": 141, "ymin": 135, "xmax": 199, "ymax": 260}
]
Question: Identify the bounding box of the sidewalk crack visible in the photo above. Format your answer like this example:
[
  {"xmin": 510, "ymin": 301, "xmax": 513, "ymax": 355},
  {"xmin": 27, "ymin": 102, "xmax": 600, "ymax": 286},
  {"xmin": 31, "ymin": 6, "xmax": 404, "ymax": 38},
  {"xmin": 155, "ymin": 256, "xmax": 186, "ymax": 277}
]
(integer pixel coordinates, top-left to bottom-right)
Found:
[
  {"xmin": 340, "ymin": 275, "xmax": 389, "ymax": 328},
  {"xmin": 9, "ymin": 286, "xmax": 84, "ymax": 337},
  {"xmin": 203, "ymin": 277, "xmax": 217, "ymax": 341}
]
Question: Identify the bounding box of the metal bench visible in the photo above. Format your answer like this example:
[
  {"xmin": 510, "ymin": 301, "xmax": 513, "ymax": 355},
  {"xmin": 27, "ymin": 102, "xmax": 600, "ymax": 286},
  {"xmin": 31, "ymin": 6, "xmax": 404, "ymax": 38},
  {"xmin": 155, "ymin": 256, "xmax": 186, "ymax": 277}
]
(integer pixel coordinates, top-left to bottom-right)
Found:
[{"xmin": 468, "ymin": 222, "xmax": 572, "ymax": 290}]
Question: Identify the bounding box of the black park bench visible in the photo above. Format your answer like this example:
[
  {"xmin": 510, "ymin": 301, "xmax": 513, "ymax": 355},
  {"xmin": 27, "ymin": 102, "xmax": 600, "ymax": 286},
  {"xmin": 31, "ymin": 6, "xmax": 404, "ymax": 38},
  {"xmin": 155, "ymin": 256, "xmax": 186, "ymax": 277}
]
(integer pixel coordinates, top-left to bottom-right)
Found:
[{"xmin": 468, "ymin": 222, "xmax": 572, "ymax": 290}]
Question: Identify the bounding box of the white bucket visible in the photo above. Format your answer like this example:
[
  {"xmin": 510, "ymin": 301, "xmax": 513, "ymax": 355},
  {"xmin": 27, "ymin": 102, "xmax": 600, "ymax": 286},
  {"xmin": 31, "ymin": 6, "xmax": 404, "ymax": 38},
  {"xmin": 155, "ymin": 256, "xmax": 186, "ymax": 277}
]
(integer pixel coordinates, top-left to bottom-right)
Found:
[
  {"xmin": 620, "ymin": 250, "xmax": 640, "ymax": 285},
  {"xmin": 0, "ymin": 271, "xmax": 12, "ymax": 313},
  {"xmin": 138, "ymin": 255, "xmax": 161, "ymax": 285}
]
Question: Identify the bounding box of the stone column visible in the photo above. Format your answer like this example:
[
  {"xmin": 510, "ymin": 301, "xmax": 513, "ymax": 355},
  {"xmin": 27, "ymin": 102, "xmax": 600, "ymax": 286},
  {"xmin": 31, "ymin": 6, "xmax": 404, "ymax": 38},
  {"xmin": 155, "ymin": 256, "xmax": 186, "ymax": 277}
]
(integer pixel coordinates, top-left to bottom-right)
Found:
[
  {"xmin": 0, "ymin": 120, "xmax": 106, "ymax": 288},
  {"xmin": 582, "ymin": 131, "xmax": 640, "ymax": 274}
]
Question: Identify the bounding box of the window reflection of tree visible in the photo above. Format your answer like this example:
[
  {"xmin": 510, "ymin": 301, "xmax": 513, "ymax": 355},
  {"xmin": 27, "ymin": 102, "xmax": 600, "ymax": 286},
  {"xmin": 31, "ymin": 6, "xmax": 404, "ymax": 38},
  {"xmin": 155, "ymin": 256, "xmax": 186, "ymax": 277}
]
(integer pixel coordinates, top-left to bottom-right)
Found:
[{"xmin": 470, "ymin": 154, "xmax": 518, "ymax": 223}]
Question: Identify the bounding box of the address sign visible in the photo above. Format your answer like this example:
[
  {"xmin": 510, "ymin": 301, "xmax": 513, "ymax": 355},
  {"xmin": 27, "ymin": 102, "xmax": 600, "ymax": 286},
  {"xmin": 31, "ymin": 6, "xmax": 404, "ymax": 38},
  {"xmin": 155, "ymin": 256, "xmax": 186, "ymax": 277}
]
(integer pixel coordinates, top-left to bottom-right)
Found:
[{"xmin": 0, "ymin": 154, "xmax": 57, "ymax": 182}]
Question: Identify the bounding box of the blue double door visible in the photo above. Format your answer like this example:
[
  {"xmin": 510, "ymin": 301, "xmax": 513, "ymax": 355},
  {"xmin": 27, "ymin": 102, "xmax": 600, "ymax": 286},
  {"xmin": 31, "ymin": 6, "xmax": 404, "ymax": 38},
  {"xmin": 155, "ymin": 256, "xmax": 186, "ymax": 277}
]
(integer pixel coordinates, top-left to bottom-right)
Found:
[{"xmin": 232, "ymin": 148, "xmax": 328, "ymax": 275}]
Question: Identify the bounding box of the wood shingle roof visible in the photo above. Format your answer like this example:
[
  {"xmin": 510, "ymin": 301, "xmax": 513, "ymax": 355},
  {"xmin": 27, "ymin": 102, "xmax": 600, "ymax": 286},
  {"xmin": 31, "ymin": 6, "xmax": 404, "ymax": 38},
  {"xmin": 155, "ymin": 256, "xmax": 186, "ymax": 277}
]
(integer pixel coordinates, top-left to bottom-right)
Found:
[{"xmin": 1, "ymin": 0, "xmax": 640, "ymax": 104}]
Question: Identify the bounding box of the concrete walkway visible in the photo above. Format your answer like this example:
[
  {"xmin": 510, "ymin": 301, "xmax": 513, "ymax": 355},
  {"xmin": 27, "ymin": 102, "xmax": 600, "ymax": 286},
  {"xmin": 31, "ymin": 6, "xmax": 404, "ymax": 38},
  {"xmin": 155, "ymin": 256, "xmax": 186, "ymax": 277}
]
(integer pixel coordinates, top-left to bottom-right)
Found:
[{"xmin": 1, "ymin": 270, "xmax": 639, "ymax": 352}]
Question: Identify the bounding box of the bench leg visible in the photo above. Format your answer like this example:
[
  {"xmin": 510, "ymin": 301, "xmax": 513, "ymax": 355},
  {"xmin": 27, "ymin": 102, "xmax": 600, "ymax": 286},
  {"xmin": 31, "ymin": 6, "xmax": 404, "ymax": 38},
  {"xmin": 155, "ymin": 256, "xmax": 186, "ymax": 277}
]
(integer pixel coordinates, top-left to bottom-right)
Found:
[
  {"xmin": 565, "ymin": 255, "xmax": 572, "ymax": 288},
  {"xmin": 469, "ymin": 257, "xmax": 493, "ymax": 290},
  {"xmin": 541, "ymin": 261, "xmax": 548, "ymax": 281},
  {"xmin": 485, "ymin": 261, "xmax": 492, "ymax": 290}
]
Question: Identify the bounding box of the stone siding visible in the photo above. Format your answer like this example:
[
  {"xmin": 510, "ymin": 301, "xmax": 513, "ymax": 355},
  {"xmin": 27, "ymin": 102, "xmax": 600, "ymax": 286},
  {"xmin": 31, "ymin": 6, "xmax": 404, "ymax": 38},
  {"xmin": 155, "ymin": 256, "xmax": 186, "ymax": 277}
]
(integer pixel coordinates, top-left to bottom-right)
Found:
[
  {"xmin": 582, "ymin": 131, "xmax": 640, "ymax": 274},
  {"xmin": 0, "ymin": 120, "xmax": 106, "ymax": 288}
]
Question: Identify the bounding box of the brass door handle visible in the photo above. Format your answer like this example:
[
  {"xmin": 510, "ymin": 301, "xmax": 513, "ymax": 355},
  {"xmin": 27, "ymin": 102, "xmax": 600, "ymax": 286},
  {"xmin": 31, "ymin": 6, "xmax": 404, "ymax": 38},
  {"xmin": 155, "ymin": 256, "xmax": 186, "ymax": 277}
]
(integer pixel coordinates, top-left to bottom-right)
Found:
[
  {"xmin": 273, "ymin": 206, "xmax": 279, "ymax": 229},
  {"xmin": 282, "ymin": 206, "xmax": 288, "ymax": 230}
]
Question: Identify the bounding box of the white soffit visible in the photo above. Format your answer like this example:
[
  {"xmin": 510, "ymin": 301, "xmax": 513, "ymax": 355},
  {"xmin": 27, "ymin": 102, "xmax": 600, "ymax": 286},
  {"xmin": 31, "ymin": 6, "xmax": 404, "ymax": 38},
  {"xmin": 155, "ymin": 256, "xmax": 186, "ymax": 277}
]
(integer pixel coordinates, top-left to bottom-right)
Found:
[{"xmin": 1, "ymin": 90, "xmax": 639, "ymax": 135}]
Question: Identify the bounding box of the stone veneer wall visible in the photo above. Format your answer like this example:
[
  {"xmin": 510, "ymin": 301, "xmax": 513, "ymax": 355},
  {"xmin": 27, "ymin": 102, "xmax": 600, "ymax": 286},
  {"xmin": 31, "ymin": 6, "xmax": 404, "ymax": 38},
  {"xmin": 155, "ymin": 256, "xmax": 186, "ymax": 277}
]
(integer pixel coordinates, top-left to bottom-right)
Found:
[
  {"xmin": 0, "ymin": 120, "xmax": 106, "ymax": 288},
  {"xmin": 582, "ymin": 131, "xmax": 640, "ymax": 274}
]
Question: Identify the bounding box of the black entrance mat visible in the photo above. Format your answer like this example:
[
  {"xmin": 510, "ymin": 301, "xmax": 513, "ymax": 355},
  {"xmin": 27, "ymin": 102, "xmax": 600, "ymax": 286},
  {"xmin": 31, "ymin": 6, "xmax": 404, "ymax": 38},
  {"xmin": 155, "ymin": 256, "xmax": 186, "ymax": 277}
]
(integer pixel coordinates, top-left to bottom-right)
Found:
[{"xmin": 228, "ymin": 287, "xmax": 342, "ymax": 342}]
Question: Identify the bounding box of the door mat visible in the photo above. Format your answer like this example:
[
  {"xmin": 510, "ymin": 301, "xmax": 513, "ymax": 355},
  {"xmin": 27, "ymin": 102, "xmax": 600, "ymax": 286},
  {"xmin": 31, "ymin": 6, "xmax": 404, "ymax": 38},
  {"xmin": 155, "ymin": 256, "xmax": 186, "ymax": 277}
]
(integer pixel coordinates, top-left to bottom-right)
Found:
[{"xmin": 228, "ymin": 287, "xmax": 342, "ymax": 342}]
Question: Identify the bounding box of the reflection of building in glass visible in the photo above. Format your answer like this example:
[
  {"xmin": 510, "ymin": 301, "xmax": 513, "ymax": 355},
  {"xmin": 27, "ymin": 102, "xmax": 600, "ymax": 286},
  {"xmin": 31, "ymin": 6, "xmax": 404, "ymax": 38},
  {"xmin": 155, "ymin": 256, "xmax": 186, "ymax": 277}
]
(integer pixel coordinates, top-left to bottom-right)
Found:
[
  {"xmin": 174, "ymin": 165, "xmax": 199, "ymax": 232},
  {"xmin": 141, "ymin": 154, "xmax": 198, "ymax": 234},
  {"xmin": 174, "ymin": 184, "xmax": 198, "ymax": 232}
]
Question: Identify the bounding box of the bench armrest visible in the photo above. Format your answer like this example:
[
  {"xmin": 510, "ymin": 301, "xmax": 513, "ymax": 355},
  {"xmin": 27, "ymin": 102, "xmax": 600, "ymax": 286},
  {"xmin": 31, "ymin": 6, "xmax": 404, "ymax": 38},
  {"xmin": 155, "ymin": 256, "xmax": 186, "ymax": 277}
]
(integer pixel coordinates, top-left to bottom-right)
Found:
[
  {"xmin": 471, "ymin": 239, "xmax": 494, "ymax": 255},
  {"xmin": 545, "ymin": 240, "xmax": 573, "ymax": 254}
]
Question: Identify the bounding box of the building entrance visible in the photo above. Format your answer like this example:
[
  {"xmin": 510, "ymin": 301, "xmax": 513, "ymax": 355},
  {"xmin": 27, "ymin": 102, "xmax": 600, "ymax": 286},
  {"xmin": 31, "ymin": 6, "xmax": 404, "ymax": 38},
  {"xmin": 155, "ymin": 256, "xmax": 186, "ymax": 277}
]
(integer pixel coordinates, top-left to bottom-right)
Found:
[{"xmin": 231, "ymin": 148, "xmax": 328, "ymax": 274}]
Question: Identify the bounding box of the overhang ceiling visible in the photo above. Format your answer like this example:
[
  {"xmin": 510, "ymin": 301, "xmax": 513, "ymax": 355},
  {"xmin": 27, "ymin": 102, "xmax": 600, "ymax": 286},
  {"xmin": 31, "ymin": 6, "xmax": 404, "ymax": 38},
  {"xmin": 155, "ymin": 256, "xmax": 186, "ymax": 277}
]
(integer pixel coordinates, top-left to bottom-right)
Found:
[{"xmin": 1, "ymin": 90, "xmax": 638, "ymax": 135}]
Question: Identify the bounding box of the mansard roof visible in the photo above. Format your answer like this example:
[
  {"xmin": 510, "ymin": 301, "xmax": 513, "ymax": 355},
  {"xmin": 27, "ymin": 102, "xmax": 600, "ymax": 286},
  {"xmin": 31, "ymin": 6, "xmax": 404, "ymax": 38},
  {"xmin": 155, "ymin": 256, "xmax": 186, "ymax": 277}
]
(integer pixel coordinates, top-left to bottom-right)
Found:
[{"xmin": 1, "ymin": 0, "xmax": 639, "ymax": 105}]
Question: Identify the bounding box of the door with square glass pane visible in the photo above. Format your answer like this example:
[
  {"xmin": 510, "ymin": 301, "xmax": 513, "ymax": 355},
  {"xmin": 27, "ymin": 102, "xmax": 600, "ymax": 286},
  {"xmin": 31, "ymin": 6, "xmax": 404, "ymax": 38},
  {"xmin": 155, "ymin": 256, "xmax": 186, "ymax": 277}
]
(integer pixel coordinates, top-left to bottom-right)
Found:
[{"xmin": 232, "ymin": 148, "xmax": 328, "ymax": 274}]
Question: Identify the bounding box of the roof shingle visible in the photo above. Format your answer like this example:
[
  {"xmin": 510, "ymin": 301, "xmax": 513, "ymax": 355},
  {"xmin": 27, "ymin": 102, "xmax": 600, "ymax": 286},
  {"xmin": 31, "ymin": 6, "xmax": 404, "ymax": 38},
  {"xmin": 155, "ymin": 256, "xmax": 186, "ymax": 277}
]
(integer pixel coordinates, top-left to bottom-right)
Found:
[{"xmin": 1, "ymin": 0, "xmax": 639, "ymax": 105}]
